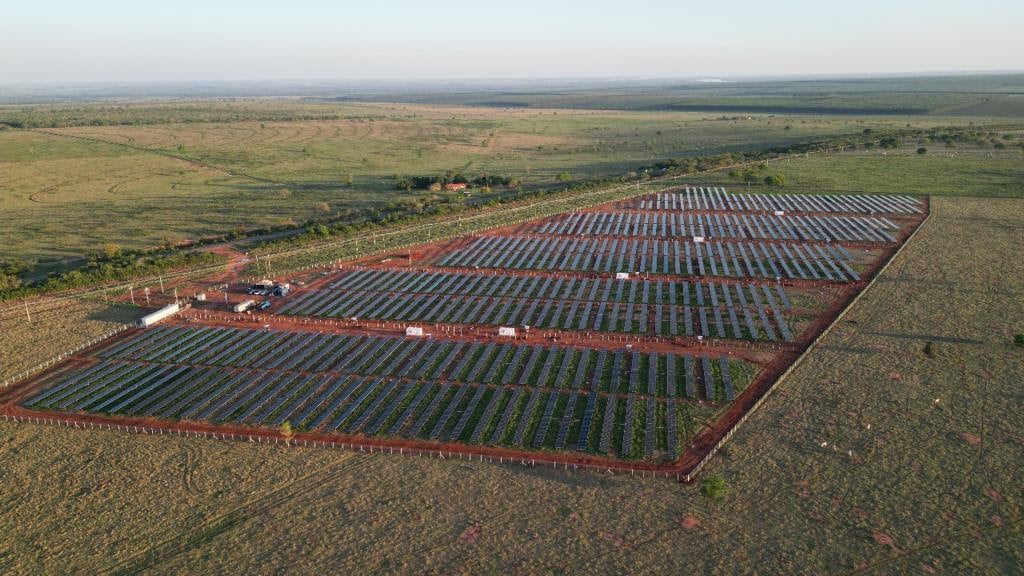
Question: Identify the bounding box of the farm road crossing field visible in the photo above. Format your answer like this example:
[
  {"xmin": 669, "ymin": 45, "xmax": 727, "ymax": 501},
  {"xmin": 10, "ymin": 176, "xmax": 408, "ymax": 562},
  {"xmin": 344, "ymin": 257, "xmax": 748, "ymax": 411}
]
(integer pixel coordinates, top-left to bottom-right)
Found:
[{"xmin": 0, "ymin": 195, "xmax": 1018, "ymax": 574}]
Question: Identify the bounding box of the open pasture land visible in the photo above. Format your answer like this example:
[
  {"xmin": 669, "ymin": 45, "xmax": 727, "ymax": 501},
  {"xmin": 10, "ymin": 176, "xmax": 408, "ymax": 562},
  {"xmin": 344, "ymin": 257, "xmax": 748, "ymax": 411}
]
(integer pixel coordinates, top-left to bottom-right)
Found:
[
  {"xmin": 683, "ymin": 141, "xmax": 1024, "ymax": 198},
  {"xmin": 0, "ymin": 99, "xmax": 965, "ymax": 264},
  {"xmin": 3, "ymin": 187, "xmax": 927, "ymax": 474},
  {"xmin": 0, "ymin": 194, "xmax": 1017, "ymax": 575}
]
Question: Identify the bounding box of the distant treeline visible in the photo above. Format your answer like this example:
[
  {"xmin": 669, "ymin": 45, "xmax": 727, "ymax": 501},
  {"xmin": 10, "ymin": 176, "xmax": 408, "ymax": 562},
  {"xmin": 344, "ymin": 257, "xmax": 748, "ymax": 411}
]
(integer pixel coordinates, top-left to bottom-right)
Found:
[
  {"xmin": 653, "ymin": 104, "xmax": 930, "ymax": 115},
  {"xmin": 0, "ymin": 106, "xmax": 387, "ymax": 129},
  {"xmin": 394, "ymin": 172, "xmax": 519, "ymax": 191}
]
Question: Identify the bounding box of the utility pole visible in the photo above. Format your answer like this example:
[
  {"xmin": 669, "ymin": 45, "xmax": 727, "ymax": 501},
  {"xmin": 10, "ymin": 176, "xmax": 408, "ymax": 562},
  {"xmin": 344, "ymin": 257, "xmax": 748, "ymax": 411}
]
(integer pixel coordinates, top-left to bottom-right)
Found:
[
  {"xmin": 24, "ymin": 301, "xmax": 31, "ymax": 323},
  {"xmin": 129, "ymin": 285, "xmax": 135, "ymax": 305},
  {"xmin": 159, "ymin": 273, "xmax": 165, "ymax": 293}
]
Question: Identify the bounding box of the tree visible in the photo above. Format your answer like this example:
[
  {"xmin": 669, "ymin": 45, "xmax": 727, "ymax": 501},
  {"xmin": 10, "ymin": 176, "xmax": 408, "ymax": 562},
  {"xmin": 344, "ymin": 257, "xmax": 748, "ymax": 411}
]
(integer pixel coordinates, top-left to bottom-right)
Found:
[
  {"xmin": 701, "ymin": 474, "xmax": 728, "ymax": 502},
  {"xmin": 917, "ymin": 147, "xmax": 927, "ymax": 155},
  {"xmin": 315, "ymin": 202, "xmax": 331, "ymax": 213},
  {"xmin": 280, "ymin": 421, "xmax": 294, "ymax": 445},
  {"xmin": 1013, "ymin": 334, "xmax": 1023, "ymax": 348},
  {"xmin": 923, "ymin": 341, "xmax": 934, "ymax": 357},
  {"xmin": 556, "ymin": 172, "xmax": 571, "ymax": 182},
  {"xmin": 343, "ymin": 173, "xmax": 354, "ymax": 187},
  {"xmin": 741, "ymin": 171, "xmax": 759, "ymax": 185},
  {"xmin": 764, "ymin": 173, "xmax": 786, "ymax": 187}
]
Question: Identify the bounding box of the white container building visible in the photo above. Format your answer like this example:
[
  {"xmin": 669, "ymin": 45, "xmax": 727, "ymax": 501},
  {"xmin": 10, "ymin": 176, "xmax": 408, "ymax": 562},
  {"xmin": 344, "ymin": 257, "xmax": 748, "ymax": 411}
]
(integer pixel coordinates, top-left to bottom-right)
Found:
[{"xmin": 138, "ymin": 303, "xmax": 180, "ymax": 328}]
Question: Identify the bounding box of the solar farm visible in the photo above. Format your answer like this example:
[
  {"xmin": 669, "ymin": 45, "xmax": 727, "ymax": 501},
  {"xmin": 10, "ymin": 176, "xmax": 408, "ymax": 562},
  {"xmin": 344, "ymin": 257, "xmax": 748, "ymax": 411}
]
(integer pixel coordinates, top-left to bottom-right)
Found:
[{"xmin": 3, "ymin": 187, "xmax": 928, "ymax": 474}]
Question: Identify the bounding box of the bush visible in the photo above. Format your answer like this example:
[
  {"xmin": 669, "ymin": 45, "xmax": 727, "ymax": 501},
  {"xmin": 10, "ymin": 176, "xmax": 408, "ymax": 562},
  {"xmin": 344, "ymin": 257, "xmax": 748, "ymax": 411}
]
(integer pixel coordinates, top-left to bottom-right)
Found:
[
  {"xmin": 280, "ymin": 421, "xmax": 294, "ymax": 445},
  {"xmin": 1013, "ymin": 334, "xmax": 1023, "ymax": 348},
  {"xmin": 701, "ymin": 475, "xmax": 728, "ymax": 501},
  {"xmin": 923, "ymin": 341, "xmax": 934, "ymax": 357},
  {"xmin": 879, "ymin": 136, "xmax": 901, "ymax": 149},
  {"xmin": 917, "ymin": 147, "xmax": 927, "ymax": 155}
]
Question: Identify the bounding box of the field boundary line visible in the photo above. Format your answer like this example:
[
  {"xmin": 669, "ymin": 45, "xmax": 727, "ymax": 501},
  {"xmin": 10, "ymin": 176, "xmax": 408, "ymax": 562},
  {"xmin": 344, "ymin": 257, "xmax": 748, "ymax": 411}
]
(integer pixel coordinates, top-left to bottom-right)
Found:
[{"xmin": 0, "ymin": 414, "xmax": 682, "ymax": 480}]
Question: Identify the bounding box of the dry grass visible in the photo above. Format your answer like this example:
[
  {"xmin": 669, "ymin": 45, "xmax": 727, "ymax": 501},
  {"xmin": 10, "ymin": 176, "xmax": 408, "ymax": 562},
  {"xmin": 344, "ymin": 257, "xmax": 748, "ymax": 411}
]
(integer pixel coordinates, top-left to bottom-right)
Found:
[
  {"xmin": 0, "ymin": 301, "xmax": 141, "ymax": 382},
  {"xmin": 0, "ymin": 195, "xmax": 1020, "ymax": 574}
]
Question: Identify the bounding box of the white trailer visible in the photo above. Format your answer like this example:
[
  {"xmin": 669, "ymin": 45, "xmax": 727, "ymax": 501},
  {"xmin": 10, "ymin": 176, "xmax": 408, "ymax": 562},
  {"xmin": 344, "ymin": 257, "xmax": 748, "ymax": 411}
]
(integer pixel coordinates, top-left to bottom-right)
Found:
[
  {"xmin": 498, "ymin": 327, "xmax": 516, "ymax": 337},
  {"xmin": 405, "ymin": 326, "xmax": 424, "ymax": 336},
  {"xmin": 138, "ymin": 303, "xmax": 180, "ymax": 328},
  {"xmin": 233, "ymin": 300, "xmax": 255, "ymax": 313}
]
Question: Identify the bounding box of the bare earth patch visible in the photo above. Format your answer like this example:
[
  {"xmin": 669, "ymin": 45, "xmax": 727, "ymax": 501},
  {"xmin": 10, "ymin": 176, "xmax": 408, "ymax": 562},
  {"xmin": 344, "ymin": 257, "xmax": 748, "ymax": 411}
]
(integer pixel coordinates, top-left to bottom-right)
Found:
[{"xmin": 960, "ymin": 433, "xmax": 982, "ymax": 445}]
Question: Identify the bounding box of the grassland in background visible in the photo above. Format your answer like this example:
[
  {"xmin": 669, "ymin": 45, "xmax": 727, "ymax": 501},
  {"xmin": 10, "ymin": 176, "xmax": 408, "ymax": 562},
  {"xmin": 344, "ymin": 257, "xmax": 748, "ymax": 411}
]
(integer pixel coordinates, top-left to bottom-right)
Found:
[
  {"xmin": 350, "ymin": 74, "xmax": 1024, "ymax": 116},
  {"xmin": 0, "ymin": 195, "xmax": 1019, "ymax": 574},
  {"xmin": 1, "ymin": 98, "xmax": 1011, "ymax": 264},
  {"xmin": 685, "ymin": 143, "xmax": 1024, "ymax": 198}
]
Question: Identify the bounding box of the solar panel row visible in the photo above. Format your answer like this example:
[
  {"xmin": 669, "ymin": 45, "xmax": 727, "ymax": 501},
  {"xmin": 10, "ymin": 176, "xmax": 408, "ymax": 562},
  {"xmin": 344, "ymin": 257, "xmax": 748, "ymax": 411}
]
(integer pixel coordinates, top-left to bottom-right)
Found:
[
  {"xmin": 535, "ymin": 211, "xmax": 899, "ymax": 242},
  {"xmin": 438, "ymin": 236, "xmax": 857, "ymax": 281},
  {"xmin": 628, "ymin": 187, "xmax": 922, "ymax": 214}
]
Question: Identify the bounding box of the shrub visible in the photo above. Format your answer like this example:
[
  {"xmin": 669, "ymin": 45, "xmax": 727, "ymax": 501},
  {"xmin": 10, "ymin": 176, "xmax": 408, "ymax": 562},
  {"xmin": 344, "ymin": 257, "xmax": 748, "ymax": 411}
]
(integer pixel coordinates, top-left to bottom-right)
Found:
[
  {"xmin": 917, "ymin": 147, "xmax": 927, "ymax": 155},
  {"xmin": 701, "ymin": 475, "xmax": 728, "ymax": 501},
  {"xmin": 879, "ymin": 136, "xmax": 901, "ymax": 149},
  {"xmin": 923, "ymin": 341, "xmax": 934, "ymax": 357},
  {"xmin": 1013, "ymin": 334, "xmax": 1023, "ymax": 348}
]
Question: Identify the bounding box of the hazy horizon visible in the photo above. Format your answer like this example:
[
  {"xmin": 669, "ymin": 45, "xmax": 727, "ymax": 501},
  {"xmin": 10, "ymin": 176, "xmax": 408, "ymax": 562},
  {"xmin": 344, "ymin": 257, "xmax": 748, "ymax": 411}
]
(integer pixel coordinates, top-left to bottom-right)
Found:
[{"xmin": 2, "ymin": 0, "xmax": 1021, "ymax": 84}]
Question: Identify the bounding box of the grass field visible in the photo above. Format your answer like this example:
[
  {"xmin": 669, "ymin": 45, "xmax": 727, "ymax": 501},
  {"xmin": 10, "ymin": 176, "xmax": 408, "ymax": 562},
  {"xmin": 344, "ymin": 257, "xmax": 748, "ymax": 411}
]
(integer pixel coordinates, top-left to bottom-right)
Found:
[
  {"xmin": 0, "ymin": 194, "xmax": 1019, "ymax": 574},
  {"xmin": 0, "ymin": 99, "xmax": 1007, "ymax": 265},
  {"xmin": 685, "ymin": 144, "xmax": 1024, "ymax": 198},
  {"xmin": 0, "ymin": 300, "xmax": 141, "ymax": 382}
]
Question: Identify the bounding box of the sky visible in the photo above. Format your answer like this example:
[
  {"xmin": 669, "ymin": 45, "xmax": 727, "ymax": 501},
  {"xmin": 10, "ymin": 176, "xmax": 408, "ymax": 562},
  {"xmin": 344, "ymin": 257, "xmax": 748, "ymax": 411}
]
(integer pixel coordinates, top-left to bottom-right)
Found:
[{"xmin": 1, "ymin": 0, "xmax": 1021, "ymax": 83}]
